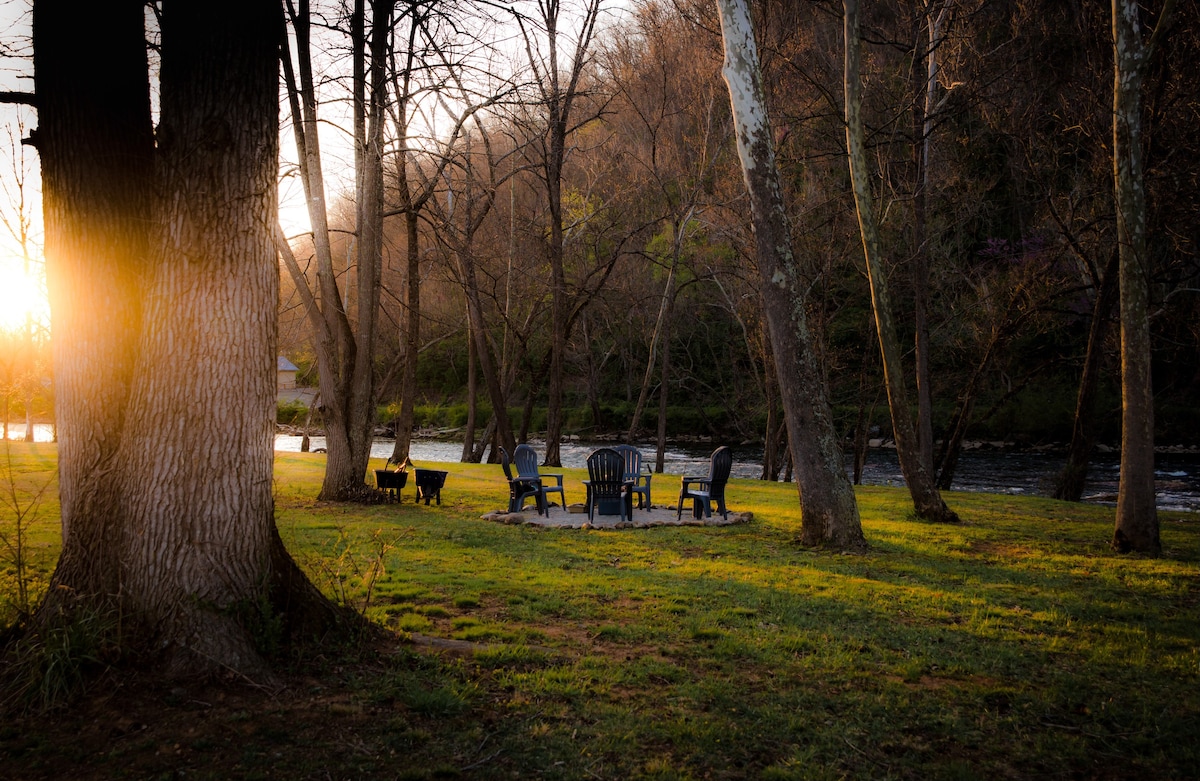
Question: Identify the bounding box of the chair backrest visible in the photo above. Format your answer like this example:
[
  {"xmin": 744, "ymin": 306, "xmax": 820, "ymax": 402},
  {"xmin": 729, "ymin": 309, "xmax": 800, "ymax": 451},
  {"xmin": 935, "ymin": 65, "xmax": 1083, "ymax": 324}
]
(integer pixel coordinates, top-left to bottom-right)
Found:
[
  {"xmin": 499, "ymin": 446, "xmax": 515, "ymax": 481},
  {"xmin": 513, "ymin": 443, "xmax": 541, "ymax": 480},
  {"xmin": 586, "ymin": 448, "xmax": 626, "ymax": 499},
  {"xmin": 612, "ymin": 444, "xmax": 643, "ymax": 480},
  {"xmin": 707, "ymin": 446, "xmax": 733, "ymax": 493}
]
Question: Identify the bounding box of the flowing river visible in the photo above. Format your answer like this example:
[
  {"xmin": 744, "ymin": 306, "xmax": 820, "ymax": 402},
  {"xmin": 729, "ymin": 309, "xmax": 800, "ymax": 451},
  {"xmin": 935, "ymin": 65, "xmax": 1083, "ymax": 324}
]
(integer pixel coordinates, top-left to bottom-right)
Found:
[
  {"xmin": 9, "ymin": 423, "xmax": 1195, "ymax": 511},
  {"xmin": 274, "ymin": 435, "xmax": 1200, "ymax": 513}
]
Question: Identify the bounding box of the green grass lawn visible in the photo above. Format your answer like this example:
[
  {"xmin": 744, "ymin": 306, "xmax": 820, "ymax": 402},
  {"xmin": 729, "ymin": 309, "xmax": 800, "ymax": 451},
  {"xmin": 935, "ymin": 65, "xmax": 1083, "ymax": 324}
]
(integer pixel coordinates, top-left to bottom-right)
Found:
[{"xmin": 3, "ymin": 442, "xmax": 1199, "ymax": 779}]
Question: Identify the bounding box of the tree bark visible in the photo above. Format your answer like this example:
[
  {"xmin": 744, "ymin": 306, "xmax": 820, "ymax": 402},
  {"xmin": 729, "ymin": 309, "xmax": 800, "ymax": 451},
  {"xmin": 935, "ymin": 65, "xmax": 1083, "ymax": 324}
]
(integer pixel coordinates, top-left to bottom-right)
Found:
[
  {"xmin": 1110, "ymin": 0, "xmax": 1172, "ymax": 554},
  {"xmin": 843, "ymin": 0, "xmax": 958, "ymax": 523},
  {"xmin": 912, "ymin": 2, "xmax": 951, "ymax": 474},
  {"xmin": 35, "ymin": 0, "xmax": 343, "ymax": 676},
  {"xmin": 34, "ymin": 0, "xmax": 153, "ymax": 595},
  {"xmin": 715, "ymin": 0, "xmax": 865, "ymax": 550},
  {"xmin": 280, "ymin": 0, "xmax": 373, "ymax": 501}
]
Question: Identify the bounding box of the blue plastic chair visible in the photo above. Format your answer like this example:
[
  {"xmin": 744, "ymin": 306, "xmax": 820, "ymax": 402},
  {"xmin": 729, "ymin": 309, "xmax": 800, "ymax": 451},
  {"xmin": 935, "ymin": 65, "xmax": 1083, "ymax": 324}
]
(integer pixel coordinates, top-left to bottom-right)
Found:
[
  {"xmin": 513, "ymin": 444, "xmax": 566, "ymax": 513},
  {"xmin": 501, "ymin": 446, "xmax": 543, "ymax": 514},
  {"xmin": 585, "ymin": 447, "xmax": 632, "ymax": 522},
  {"xmin": 677, "ymin": 446, "xmax": 732, "ymax": 520},
  {"xmin": 613, "ymin": 444, "xmax": 652, "ymax": 510}
]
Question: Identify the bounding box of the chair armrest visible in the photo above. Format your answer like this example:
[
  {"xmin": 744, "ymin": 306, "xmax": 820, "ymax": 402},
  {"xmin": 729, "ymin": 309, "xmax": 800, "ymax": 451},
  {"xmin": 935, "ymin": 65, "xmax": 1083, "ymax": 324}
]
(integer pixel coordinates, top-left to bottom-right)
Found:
[{"xmin": 541, "ymin": 473, "xmax": 565, "ymax": 487}]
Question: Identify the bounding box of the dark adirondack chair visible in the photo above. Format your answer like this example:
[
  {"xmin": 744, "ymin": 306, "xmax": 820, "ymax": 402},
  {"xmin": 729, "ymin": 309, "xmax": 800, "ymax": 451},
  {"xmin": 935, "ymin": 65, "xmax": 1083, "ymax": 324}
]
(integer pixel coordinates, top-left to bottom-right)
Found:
[
  {"xmin": 500, "ymin": 446, "xmax": 544, "ymax": 514},
  {"xmin": 612, "ymin": 444, "xmax": 652, "ymax": 510},
  {"xmin": 677, "ymin": 446, "xmax": 733, "ymax": 520},
  {"xmin": 585, "ymin": 447, "xmax": 632, "ymax": 522},
  {"xmin": 513, "ymin": 443, "xmax": 566, "ymax": 513}
]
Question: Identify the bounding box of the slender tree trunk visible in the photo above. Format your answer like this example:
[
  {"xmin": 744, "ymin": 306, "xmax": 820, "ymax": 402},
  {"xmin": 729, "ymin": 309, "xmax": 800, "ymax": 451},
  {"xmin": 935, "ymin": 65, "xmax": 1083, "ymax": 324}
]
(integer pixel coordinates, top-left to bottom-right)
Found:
[
  {"xmin": 280, "ymin": 0, "xmax": 373, "ymax": 501},
  {"xmin": 390, "ymin": 209, "xmax": 421, "ymax": 463},
  {"xmin": 350, "ymin": 0, "xmax": 389, "ymax": 482},
  {"xmin": 544, "ymin": 173, "xmax": 567, "ymax": 467},
  {"xmin": 629, "ymin": 218, "xmax": 685, "ymax": 443},
  {"xmin": 516, "ymin": 0, "xmax": 602, "ymax": 468},
  {"xmin": 1110, "ymin": 0, "xmax": 1172, "ymax": 554},
  {"xmin": 1054, "ymin": 250, "xmax": 1120, "ymax": 501},
  {"xmin": 654, "ymin": 292, "xmax": 674, "ymax": 474},
  {"xmin": 459, "ymin": 326, "xmax": 478, "ymax": 464},
  {"xmin": 715, "ymin": 0, "xmax": 864, "ymax": 549},
  {"xmin": 912, "ymin": 2, "xmax": 949, "ymax": 474},
  {"xmin": 455, "ymin": 247, "xmax": 516, "ymax": 455},
  {"xmin": 843, "ymin": 0, "xmax": 958, "ymax": 523}
]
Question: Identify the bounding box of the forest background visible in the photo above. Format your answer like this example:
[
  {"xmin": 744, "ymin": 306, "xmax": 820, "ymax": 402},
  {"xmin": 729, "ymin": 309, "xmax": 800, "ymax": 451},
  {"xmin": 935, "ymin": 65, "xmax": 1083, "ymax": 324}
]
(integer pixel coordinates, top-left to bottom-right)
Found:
[
  {"xmin": 270, "ymin": 0, "xmax": 1200, "ymax": 491},
  {"xmin": 2, "ymin": 0, "xmax": 1198, "ymax": 486}
]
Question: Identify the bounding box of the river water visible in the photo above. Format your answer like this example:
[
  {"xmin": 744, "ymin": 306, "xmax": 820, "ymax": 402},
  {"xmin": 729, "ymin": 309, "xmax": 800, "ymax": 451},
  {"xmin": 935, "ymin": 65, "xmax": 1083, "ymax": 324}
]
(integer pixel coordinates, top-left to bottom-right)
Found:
[
  {"xmin": 9, "ymin": 423, "xmax": 1194, "ymax": 511},
  {"xmin": 274, "ymin": 435, "xmax": 1200, "ymax": 513}
]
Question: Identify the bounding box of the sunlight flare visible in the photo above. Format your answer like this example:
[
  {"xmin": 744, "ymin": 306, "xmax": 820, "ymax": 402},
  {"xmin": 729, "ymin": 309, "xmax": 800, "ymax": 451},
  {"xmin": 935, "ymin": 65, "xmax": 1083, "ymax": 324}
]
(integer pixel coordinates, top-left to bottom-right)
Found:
[{"xmin": 0, "ymin": 256, "xmax": 48, "ymax": 332}]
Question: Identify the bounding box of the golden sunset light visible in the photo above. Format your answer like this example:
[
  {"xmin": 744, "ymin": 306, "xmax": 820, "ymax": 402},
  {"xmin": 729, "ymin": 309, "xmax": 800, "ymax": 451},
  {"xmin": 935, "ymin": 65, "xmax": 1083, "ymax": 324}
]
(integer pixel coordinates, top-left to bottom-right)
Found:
[{"xmin": 0, "ymin": 255, "xmax": 48, "ymax": 332}]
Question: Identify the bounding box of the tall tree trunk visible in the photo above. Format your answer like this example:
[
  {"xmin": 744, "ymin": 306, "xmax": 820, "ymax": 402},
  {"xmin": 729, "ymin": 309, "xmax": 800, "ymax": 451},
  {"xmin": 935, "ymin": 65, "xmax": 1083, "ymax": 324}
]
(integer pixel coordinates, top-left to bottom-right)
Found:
[
  {"xmin": 912, "ymin": 2, "xmax": 950, "ymax": 474},
  {"xmin": 1110, "ymin": 0, "xmax": 1173, "ymax": 554},
  {"xmin": 280, "ymin": 0, "xmax": 373, "ymax": 501},
  {"xmin": 352, "ymin": 0, "xmax": 389, "ymax": 476},
  {"xmin": 390, "ymin": 209, "xmax": 421, "ymax": 463},
  {"xmin": 34, "ymin": 0, "xmax": 153, "ymax": 589},
  {"xmin": 843, "ymin": 0, "xmax": 958, "ymax": 523},
  {"xmin": 516, "ymin": 0, "xmax": 602, "ymax": 468},
  {"xmin": 654, "ymin": 291, "xmax": 675, "ymax": 474},
  {"xmin": 715, "ymin": 0, "xmax": 865, "ymax": 550},
  {"xmin": 544, "ymin": 168, "xmax": 567, "ymax": 467},
  {"xmin": 36, "ymin": 0, "xmax": 340, "ymax": 675},
  {"xmin": 460, "ymin": 252, "xmax": 516, "ymax": 455}
]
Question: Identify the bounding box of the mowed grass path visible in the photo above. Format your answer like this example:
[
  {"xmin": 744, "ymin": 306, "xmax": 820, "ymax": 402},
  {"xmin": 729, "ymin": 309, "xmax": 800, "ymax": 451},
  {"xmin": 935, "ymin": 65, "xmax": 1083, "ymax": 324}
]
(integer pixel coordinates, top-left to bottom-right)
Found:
[{"xmin": 4, "ymin": 443, "xmax": 1199, "ymax": 779}]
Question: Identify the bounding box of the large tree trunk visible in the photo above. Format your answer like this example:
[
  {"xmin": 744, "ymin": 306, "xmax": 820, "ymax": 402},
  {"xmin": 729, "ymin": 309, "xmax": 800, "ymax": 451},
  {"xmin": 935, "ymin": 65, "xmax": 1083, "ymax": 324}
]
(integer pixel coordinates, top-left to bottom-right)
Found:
[
  {"xmin": 1110, "ymin": 0, "xmax": 1171, "ymax": 554},
  {"xmin": 843, "ymin": 0, "xmax": 958, "ymax": 524},
  {"xmin": 34, "ymin": 0, "xmax": 153, "ymax": 592},
  {"xmin": 35, "ymin": 0, "xmax": 341, "ymax": 676},
  {"xmin": 715, "ymin": 0, "xmax": 865, "ymax": 550}
]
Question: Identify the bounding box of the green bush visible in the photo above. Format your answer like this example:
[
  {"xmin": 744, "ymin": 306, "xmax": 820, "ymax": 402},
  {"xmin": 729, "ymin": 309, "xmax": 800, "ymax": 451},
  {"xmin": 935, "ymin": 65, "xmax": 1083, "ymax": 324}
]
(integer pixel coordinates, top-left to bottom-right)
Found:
[{"xmin": 277, "ymin": 400, "xmax": 309, "ymax": 426}]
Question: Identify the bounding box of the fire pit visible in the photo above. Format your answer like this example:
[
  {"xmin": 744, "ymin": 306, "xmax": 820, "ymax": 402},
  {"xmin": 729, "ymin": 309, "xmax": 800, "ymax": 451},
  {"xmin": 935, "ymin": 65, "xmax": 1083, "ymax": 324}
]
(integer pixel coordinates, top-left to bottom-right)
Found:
[{"xmin": 414, "ymin": 468, "xmax": 449, "ymax": 505}]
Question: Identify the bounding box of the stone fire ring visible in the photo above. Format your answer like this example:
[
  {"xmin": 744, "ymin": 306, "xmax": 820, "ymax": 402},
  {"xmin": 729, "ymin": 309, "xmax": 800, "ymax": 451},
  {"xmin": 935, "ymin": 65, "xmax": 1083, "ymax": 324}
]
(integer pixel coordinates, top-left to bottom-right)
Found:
[{"xmin": 480, "ymin": 503, "xmax": 752, "ymax": 529}]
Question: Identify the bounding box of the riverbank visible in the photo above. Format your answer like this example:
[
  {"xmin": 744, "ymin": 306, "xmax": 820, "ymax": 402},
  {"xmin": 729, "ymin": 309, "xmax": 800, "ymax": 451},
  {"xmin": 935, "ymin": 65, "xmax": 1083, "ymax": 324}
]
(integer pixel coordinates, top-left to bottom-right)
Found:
[{"xmin": 275, "ymin": 430, "xmax": 1200, "ymax": 513}]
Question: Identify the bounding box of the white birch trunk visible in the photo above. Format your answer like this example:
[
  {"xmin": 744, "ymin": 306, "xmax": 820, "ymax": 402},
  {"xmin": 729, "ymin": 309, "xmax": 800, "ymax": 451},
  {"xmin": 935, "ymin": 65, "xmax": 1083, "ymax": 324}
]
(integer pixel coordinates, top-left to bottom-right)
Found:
[{"xmin": 715, "ymin": 0, "xmax": 864, "ymax": 548}]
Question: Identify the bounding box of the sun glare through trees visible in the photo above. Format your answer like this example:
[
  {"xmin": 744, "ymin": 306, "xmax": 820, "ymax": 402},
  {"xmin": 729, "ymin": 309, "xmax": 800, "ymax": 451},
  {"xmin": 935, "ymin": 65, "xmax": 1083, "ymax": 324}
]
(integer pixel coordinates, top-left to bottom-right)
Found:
[{"xmin": 0, "ymin": 255, "xmax": 46, "ymax": 332}]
